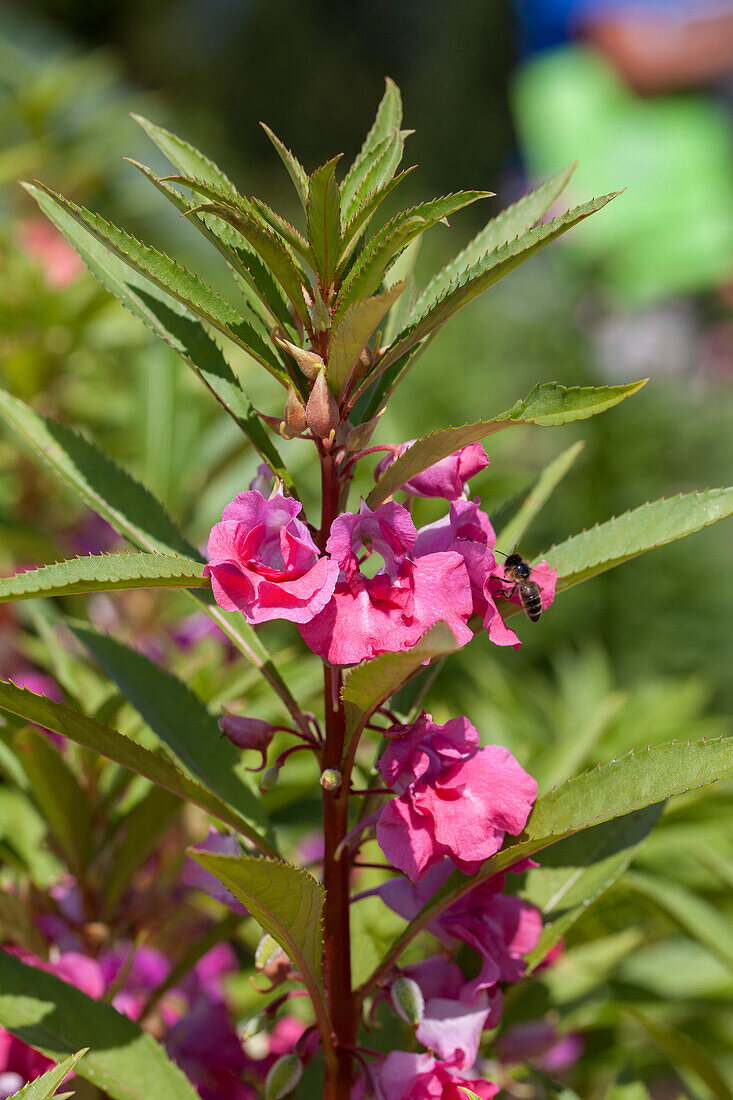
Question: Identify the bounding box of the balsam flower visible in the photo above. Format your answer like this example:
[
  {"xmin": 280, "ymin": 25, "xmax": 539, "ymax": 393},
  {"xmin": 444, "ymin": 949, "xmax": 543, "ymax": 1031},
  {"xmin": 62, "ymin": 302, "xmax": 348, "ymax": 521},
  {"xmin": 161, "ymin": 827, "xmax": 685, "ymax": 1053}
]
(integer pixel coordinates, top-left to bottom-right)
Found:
[
  {"xmin": 376, "ymin": 714, "xmax": 537, "ymax": 881},
  {"xmin": 376, "ymin": 1051, "xmax": 497, "ymax": 1100},
  {"xmin": 376, "ymin": 442, "xmax": 489, "ymax": 499},
  {"xmin": 205, "ymin": 491, "xmax": 338, "ymax": 625},
  {"xmin": 298, "ymin": 502, "xmax": 473, "ymax": 665},
  {"xmin": 484, "ymin": 559, "xmax": 557, "ymax": 649}
]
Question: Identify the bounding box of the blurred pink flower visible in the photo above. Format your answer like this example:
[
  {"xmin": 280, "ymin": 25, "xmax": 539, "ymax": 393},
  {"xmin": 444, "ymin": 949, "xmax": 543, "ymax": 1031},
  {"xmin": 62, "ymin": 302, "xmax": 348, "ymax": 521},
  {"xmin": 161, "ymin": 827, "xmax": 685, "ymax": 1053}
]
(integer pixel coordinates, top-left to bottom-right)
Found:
[
  {"xmin": 376, "ymin": 442, "xmax": 489, "ymax": 500},
  {"xmin": 205, "ymin": 491, "xmax": 338, "ymax": 625},
  {"xmin": 17, "ymin": 220, "xmax": 83, "ymax": 288},
  {"xmin": 497, "ymin": 1021, "xmax": 583, "ymax": 1073},
  {"xmin": 299, "ymin": 502, "xmax": 473, "ymax": 665},
  {"xmin": 376, "ymin": 1051, "xmax": 497, "ymax": 1100}
]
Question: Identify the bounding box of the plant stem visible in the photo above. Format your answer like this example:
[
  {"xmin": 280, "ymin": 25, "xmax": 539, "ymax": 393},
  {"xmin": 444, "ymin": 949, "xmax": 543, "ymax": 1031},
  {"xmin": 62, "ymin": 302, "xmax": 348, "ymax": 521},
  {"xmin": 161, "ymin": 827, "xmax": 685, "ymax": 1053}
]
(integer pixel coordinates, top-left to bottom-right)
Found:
[{"xmin": 319, "ymin": 450, "xmax": 357, "ymax": 1099}]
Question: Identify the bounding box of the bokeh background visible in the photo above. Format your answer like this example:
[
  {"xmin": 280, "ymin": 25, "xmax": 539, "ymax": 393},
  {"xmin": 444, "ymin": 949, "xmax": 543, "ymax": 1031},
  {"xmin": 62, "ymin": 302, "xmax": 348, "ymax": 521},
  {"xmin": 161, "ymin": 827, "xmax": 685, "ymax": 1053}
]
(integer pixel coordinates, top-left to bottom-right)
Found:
[{"xmin": 1, "ymin": 0, "xmax": 732, "ymax": 1094}]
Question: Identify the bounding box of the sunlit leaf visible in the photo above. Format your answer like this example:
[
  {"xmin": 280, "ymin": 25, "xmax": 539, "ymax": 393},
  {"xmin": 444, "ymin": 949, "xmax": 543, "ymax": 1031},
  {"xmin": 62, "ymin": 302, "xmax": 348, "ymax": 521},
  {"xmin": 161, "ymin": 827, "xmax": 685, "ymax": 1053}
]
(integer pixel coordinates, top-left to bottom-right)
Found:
[{"xmin": 0, "ymin": 554, "xmax": 206, "ymax": 603}]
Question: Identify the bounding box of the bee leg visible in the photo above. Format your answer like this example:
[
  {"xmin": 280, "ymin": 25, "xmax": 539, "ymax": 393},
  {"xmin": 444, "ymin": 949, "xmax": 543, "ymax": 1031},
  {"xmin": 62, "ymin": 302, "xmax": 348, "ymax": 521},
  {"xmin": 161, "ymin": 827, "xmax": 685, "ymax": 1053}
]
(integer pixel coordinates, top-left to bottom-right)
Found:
[{"xmin": 489, "ymin": 577, "xmax": 518, "ymax": 599}]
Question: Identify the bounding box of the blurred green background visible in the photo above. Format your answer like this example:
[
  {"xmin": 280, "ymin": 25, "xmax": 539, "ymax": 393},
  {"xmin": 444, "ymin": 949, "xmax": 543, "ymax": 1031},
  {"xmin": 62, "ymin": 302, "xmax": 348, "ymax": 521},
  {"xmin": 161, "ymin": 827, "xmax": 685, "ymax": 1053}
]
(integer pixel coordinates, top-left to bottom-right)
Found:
[{"xmin": 1, "ymin": 2, "xmax": 732, "ymax": 1094}]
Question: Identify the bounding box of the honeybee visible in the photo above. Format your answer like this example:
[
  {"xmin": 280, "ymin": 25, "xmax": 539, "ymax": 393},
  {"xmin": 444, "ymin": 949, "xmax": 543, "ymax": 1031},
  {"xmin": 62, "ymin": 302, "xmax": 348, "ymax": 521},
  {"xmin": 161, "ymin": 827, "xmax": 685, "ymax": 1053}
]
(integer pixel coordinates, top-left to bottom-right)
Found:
[{"xmin": 492, "ymin": 551, "xmax": 543, "ymax": 622}]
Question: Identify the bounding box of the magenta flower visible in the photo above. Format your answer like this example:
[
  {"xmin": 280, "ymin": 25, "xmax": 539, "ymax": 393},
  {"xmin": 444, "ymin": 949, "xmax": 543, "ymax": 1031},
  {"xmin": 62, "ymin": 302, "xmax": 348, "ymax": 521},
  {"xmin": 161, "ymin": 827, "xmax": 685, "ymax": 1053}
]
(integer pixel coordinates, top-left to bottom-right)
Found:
[
  {"xmin": 376, "ymin": 1051, "xmax": 498, "ymax": 1100},
  {"xmin": 298, "ymin": 502, "xmax": 473, "ymax": 665},
  {"xmin": 376, "ymin": 715, "xmax": 537, "ymax": 881},
  {"xmin": 496, "ymin": 1021, "xmax": 584, "ymax": 1073},
  {"xmin": 205, "ymin": 490, "xmax": 338, "ymax": 625},
  {"xmin": 376, "ymin": 442, "xmax": 489, "ymax": 499}
]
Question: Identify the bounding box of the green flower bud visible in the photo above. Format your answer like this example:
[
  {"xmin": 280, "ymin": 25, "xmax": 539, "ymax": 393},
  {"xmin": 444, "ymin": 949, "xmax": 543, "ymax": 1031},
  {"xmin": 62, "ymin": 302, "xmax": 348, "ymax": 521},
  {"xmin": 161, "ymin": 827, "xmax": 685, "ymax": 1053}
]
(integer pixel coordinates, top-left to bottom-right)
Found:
[
  {"xmin": 280, "ymin": 386, "xmax": 307, "ymax": 439},
  {"xmin": 305, "ymin": 369, "xmax": 340, "ymax": 442},
  {"xmin": 391, "ymin": 975, "xmax": 424, "ymax": 1026},
  {"xmin": 261, "ymin": 764, "xmax": 280, "ymax": 793},
  {"xmin": 271, "ymin": 330, "xmax": 325, "ymax": 380},
  {"xmin": 320, "ymin": 767, "xmax": 342, "ymax": 791},
  {"xmin": 265, "ymin": 1053, "xmax": 303, "ymax": 1099}
]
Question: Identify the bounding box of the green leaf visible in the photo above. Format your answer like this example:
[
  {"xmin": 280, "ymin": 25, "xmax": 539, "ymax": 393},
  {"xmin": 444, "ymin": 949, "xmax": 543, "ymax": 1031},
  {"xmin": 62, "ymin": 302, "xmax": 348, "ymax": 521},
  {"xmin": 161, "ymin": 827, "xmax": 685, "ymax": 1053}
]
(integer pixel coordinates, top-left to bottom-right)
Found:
[
  {"xmin": 541, "ymin": 488, "xmax": 733, "ymax": 591},
  {"xmin": 341, "ymin": 77, "xmax": 403, "ymax": 213},
  {"xmin": 367, "ymin": 380, "xmax": 645, "ymax": 508},
  {"xmin": 363, "ymin": 735, "xmax": 733, "ymax": 991},
  {"xmin": 327, "ymin": 281, "xmax": 406, "ymax": 395},
  {"xmin": 342, "ymin": 622, "xmax": 459, "ymax": 742},
  {"xmin": 372, "ymin": 192, "xmax": 618, "ymax": 385},
  {"xmin": 0, "ymin": 889, "xmax": 48, "ymax": 957},
  {"xmin": 24, "ymin": 180, "xmax": 292, "ymax": 477},
  {"xmin": 624, "ymin": 870, "xmax": 733, "ymax": 975},
  {"xmin": 0, "ymin": 554, "xmax": 206, "ymax": 603},
  {"xmin": 605, "ymin": 1084, "xmax": 652, "ymax": 1100},
  {"xmin": 523, "ymin": 804, "xmax": 663, "ymax": 970},
  {"xmin": 259, "ymin": 122, "xmax": 309, "ymax": 208},
  {"xmin": 0, "ymin": 388, "xmax": 199, "ymax": 559},
  {"xmin": 250, "ymin": 195, "xmax": 312, "ymax": 263},
  {"xmin": 14, "ymin": 728, "xmax": 94, "ymax": 875},
  {"xmin": 335, "ymin": 192, "xmax": 490, "ymax": 320},
  {"xmin": 10, "ymin": 1050, "xmax": 88, "ymax": 1100},
  {"xmin": 626, "ymin": 1008, "xmax": 732, "ymax": 1100},
  {"xmin": 341, "ymin": 129, "xmax": 406, "ymax": 226},
  {"xmin": 131, "ymin": 113, "xmax": 238, "ymax": 197},
  {"xmin": 0, "ymin": 682, "xmax": 275, "ymax": 852},
  {"xmin": 190, "ymin": 852, "xmax": 328, "ymax": 1029},
  {"xmin": 410, "ymin": 163, "xmax": 576, "ymax": 321},
  {"xmin": 0, "ymin": 788, "xmax": 62, "ymax": 887},
  {"xmin": 307, "ymin": 156, "xmax": 342, "ymax": 288},
  {"xmin": 339, "ymin": 166, "xmax": 416, "ymax": 270},
  {"xmin": 0, "ymin": 951, "xmax": 199, "ymax": 1100},
  {"xmin": 26, "ymin": 182, "xmax": 287, "ymax": 381},
  {"xmin": 496, "ymin": 440, "xmax": 585, "ymax": 551},
  {"xmin": 70, "ymin": 625, "xmax": 273, "ymax": 849}
]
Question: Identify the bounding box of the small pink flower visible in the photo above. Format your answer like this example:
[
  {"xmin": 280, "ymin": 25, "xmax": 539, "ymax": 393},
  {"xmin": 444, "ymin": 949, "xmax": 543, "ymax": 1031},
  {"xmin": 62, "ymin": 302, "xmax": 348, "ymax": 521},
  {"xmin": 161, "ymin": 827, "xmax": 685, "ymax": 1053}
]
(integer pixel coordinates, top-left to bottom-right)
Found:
[
  {"xmin": 377, "ymin": 443, "xmax": 489, "ymax": 499},
  {"xmin": 298, "ymin": 502, "xmax": 473, "ymax": 665},
  {"xmin": 17, "ymin": 220, "xmax": 83, "ymax": 288},
  {"xmin": 377, "ymin": 1051, "xmax": 497, "ymax": 1100},
  {"xmin": 376, "ymin": 716, "xmax": 537, "ymax": 881},
  {"xmin": 205, "ymin": 491, "xmax": 338, "ymax": 625}
]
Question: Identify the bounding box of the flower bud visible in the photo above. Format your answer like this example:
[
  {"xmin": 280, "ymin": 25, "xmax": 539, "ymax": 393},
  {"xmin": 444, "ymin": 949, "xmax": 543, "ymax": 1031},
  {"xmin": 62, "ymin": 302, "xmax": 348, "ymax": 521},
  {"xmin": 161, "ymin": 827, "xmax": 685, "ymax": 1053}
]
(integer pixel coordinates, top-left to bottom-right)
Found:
[
  {"xmin": 344, "ymin": 416, "xmax": 381, "ymax": 453},
  {"xmin": 305, "ymin": 369, "xmax": 340, "ymax": 441},
  {"xmin": 272, "ymin": 331, "xmax": 324, "ymax": 380},
  {"xmin": 255, "ymin": 934, "xmax": 291, "ymax": 986},
  {"xmin": 353, "ymin": 344, "xmax": 376, "ymax": 384},
  {"xmin": 219, "ymin": 713, "xmax": 275, "ymax": 771},
  {"xmin": 320, "ymin": 767, "xmax": 342, "ymax": 791},
  {"xmin": 305, "ymin": 286, "xmax": 330, "ymax": 333},
  {"xmin": 265, "ymin": 1053, "xmax": 303, "ymax": 1100},
  {"xmin": 237, "ymin": 1015, "xmax": 264, "ymax": 1043},
  {"xmin": 260, "ymin": 764, "xmax": 280, "ymax": 793},
  {"xmin": 280, "ymin": 387, "xmax": 307, "ymax": 439},
  {"xmin": 391, "ymin": 975, "xmax": 425, "ymax": 1027}
]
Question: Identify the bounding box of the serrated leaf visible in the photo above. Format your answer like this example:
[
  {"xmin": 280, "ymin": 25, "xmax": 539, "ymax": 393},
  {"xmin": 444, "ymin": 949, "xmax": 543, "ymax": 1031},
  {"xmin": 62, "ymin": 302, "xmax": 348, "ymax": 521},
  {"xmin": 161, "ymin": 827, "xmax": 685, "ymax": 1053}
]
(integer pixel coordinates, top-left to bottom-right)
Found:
[
  {"xmin": 0, "ymin": 554, "xmax": 206, "ymax": 603},
  {"xmin": 70, "ymin": 625, "xmax": 273, "ymax": 848},
  {"xmin": 363, "ymin": 735, "xmax": 733, "ymax": 991},
  {"xmin": 341, "ymin": 129, "xmax": 405, "ymax": 224},
  {"xmin": 132, "ymin": 113, "xmax": 238, "ymax": 197},
  {"xmin": 496, "ymin": 440, "xmax": 585, "ymax": 551},
  {"xmin": 190, "ymin": 852, "xmax": 328, "ymax": 1026},
  {"xmin": 128, "ymin": 160, "xmax": 296, "ymax": 339},
  {"xmin": 627, "ymin": 1009, "xmax": 733, "ymax": 1100},
  {"xmin": 541, "ymin": 488, "xmax": 733, "ymax": 591},
  {"xmin": 339, "ymin": 166, "xmax": 416, "ymax": 271},
  {"xmin": 523, "ymin": 804, "xmax": 663, "ymax": 970},
  {"xmin": 367, "ymin": 380, "xmax": 645, "ymax": 508},
  {"xmin": 307, "ymin": 156, "xmax": 342, "ymax": 288},
  {"xmin": 624, "ymin": 870, "xmax": 733, "ymax": 974},
  {"xmin": 14, "ymin": 728, "xmax": 94, "ymax": 875},
  {"xmin": 327, "ymin": 281, "xmax": 406, "ymax": 395},
  {"xmin": 342, "ymin": 622, "xmax": 459, "ymax": 741},
  {"xmin": 27, "ymin": 182, "xmax": 288, "ymax": 381},
  {"xmin": 0, "ymin": 388, "xmax": 199, "ymax": 559},
  {"xmin": 0, "ymin": 952, "xmax": 199, "ymax": 1100},
  {"xmin": 335, "ymin": 192, "xmax": 490, "ymax": 320},
  {"xmin": 341, "ymin": 77, "xmax": 403, "ymax": 212},
  {"xmin": 250, "ymin": 195, "xmax": 312, "ymax": 262},
  {"xmin": 25, "ymin": 180, "xmax": 293, "ymax": 480},
  {"xmin": 370, "ymin": 192, "xmax": 618, "ymax": 386},
  {"xmin": 0, "ymin": 682, "xmax": 275, "ymax": 852},
  {"xmin": 10, "ymin": 1049, "xmax": 87, "ymax": 1100},
  {"xmin": 410, "ymin": 163, "xmax": 576, "ymax": 320},
  {"xmin": 192, "ymin": 201, "xmax": 310, "ymax": 325},
  {"xmin": 260, "ymin": 122, "xmax": 309, "ymax": 208}
]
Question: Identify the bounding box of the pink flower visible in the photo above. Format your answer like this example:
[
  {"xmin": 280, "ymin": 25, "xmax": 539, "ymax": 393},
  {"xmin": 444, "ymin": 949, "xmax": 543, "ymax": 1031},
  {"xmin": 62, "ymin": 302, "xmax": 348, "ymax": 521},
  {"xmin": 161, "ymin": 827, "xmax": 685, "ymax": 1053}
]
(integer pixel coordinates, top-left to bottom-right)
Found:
[
  {"xmin": 484, "ymin": 560, "xmax": 557, "ymax": 649},
  {"xmin": 376, "ymin": 443, "xmax": 489, "ymax": 499},
  {"xmin": 298, "ymin": 502, "xmax": 473, "ymax": 665},
  {"xmin": 377, "ymin": 1052, "xmax": 497, "ymax": 1100},
  {"xmin": 17, "ymin": 220, "xmax": 83, "ymax": 288},
  {"xmin": 205, "ymin": 491, "xmax": 338, "ymax": 625},
  {"xmin": 496, "ymin": 1021, "xmax": 584, "ymax": 1072},
  {"xmin": 376, "ymin": 715, "xmax": 537, "ymax": 881}
]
